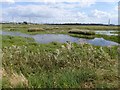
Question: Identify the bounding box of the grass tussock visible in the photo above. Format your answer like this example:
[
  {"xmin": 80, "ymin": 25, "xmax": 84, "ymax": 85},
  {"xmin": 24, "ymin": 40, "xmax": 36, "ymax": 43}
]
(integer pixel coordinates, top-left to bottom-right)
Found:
[
  {"xmin": 69, "ymin": 30, "xmax": 95, "ymax": 35},
  {"xmin": 28, "ymin": 28, "xmax": 45, "ymax": 32}
]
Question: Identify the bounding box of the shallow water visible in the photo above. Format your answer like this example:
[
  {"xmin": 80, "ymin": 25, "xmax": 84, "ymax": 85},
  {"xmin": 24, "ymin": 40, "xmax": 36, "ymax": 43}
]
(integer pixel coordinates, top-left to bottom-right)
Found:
[
  {"xmin": 32, "ymin": 34, "xmax": 80, "ymax": 43},
  {"xmin": 1, "ymin": 31, "xmax": 119, "ymax": 46},
  {"xmin": 88, "ymin": 38, "xmax": 118, "ymax": 46},
  {"xmin": 95, "ymin": 30, "xmax": 118, "ymax": 36}
]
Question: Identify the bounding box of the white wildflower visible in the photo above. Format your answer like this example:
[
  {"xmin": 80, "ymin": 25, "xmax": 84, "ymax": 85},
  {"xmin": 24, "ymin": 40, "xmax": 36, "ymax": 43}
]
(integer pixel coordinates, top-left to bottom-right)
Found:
[{"xmin": 55, "ymin": 49, "xmax": 60, "ymax": 56}]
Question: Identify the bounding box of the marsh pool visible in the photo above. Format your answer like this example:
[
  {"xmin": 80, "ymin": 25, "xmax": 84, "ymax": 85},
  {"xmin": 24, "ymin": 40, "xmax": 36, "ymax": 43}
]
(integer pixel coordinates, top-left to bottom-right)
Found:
[{"xmin": 1, "ymin": 31, "xmax": 119, "ymax": 46}]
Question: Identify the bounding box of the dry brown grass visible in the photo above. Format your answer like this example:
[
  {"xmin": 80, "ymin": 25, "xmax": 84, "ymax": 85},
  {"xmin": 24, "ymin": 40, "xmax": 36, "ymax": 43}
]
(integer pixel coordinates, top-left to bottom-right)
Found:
[
  {"xmin": 9, "ymin": 72, "xmax": 28, "ymax": 87},
  {"xmin": 0, "ymin": 68, "xmax": 3, "ymax": 84},
  {"xmin": 2, "ymin": 68, "xmax": 28, "ymax": 87},
  {"xmin": 81, "ymin": 82, "xmax": 95, "ymax": 88}
]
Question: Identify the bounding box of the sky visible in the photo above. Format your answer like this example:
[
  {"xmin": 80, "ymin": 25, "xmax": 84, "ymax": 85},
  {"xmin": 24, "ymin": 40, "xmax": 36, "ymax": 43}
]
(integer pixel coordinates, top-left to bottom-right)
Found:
[{"xmin": 1, "ymin": 0, "xmax": 120, "ymax": 25}]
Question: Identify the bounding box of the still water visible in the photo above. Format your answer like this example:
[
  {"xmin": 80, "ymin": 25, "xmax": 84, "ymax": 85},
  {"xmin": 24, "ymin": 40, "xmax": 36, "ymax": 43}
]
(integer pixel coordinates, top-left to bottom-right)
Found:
[
  {"xmin": 2, "ymin": 31, "xmax": 119, "ymax": 46},
  {"xmin": 95, "ymin": 30, "xmax": 118, "ymax": 36}
]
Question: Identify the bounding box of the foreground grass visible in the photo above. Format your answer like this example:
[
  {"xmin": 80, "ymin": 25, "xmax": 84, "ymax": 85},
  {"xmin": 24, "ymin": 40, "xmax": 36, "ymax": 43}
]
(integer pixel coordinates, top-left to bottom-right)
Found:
[{"xmin": 2, "ymin": 35, "xmax": 119, "ymax": 88}]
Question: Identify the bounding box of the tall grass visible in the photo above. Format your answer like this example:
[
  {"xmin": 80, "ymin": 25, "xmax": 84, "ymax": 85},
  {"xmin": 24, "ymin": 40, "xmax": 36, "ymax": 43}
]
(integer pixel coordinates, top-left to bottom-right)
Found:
[{"xmin": 2, "ymin": 35, "xmax": 119, "ymax": 88}]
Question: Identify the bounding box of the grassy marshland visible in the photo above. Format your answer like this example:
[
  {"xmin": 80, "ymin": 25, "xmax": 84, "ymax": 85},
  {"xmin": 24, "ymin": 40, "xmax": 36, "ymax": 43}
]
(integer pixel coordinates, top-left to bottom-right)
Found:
[
  {"xmin": 1, "ymin": 24, "xmax": 120, "ymax": 88},
  {"xmin": 2, "ymin": 35, "xmax": 119, "ymax": 88},
  {"xmin": 1, "ymin": 24, "xmax": 119, "ymax": 43},
  {"xmin": 2, "ymin": 24, "xmax": 118, "ymax": 33}
]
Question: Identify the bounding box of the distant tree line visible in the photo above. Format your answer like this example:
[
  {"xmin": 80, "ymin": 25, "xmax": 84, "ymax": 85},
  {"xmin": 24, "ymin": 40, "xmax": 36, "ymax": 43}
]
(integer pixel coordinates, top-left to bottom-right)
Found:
[
  {"xmin": 1, "ymin": 21, "xmax": 38, "ymax": 25},
  {"xmin": 1, "ymin": 22, "xmax": 119, "ymax": 26},
  {"xmin": 46, "ymin": 23, "xmax": 116, "ymax": 26}
]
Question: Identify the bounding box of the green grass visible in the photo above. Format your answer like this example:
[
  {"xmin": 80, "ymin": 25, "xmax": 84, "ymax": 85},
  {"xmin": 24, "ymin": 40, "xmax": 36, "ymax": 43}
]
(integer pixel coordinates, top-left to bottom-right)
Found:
[
  {"xmin": 2, "ymin": 35, "xmax": 119, "ymax": 88},
  {"xmin": 1, "ymin": 24, "xmax": 119, "ymax": 34},
  {"xmin": 76, "ymin": 25, "xmax": 118, "ymax": 30},
  {"xmin": 2, "ymin": 35, "xmax": 35, "ymax": 47},
  {"xmin": 96, "ymin": 34, "xmax": 119, "ymax": 43}
]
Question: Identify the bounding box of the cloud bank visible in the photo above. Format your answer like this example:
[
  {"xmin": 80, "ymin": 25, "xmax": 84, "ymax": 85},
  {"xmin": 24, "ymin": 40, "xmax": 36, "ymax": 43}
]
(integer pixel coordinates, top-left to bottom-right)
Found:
[{"xmin": 1, "ymin": 0, "xmax": 118, "ymax": 24}]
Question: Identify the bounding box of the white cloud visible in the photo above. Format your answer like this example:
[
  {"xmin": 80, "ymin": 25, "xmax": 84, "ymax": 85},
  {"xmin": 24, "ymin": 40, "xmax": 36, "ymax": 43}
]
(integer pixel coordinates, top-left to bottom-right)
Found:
[
  {"xmin": 115, "ymin": 6, "xmax": 118, "ymax": 11},
  {"xmin": 1, "ymin": 0, "xmax": 15, "ymax": 3},
  {"xmin": 92, "ymin": 9, "xmax": 110, "ymax": 19},
  {"xmin": 1, "ymin": 0, "xmax": 119, "ymax": 2},
  {"xmin": 2, "ymin": 4, "xmax": 89, "ymax": 23},
  {"xmin": 91, "ymin": 9, "xmax": 118, "ymax": 24},
  {"xmin": 5, "ymin": 5, "xmax": 78, "ymax": 19},
  {"xmin": 2, "ymin": 0, "xmax": 119, "ymax": 9},
  {"xmin": 79, "ymin": 0, "xmax": 96, "ymax": 7},
  {"xmin": 1, "ymin": 0, "xmax": 96, "ymax": 8}
]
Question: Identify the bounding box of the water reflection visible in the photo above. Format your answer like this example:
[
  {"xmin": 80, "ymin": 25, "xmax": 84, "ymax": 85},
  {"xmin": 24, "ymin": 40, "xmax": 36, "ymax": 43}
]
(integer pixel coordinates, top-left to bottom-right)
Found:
[
  {"xmin": 1, "ymin": 31, "xmax": 119, "ymax": 46},
  {"xmin": 95, "ymin": 30, "xmax": 118, "ymax": 36}
]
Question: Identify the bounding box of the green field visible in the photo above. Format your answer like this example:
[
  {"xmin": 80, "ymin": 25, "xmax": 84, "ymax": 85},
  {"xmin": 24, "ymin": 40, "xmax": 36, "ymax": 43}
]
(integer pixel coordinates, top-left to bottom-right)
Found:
[{"xmin": 1, "ymin": 24, "xmax": 120, "ymax": 88}]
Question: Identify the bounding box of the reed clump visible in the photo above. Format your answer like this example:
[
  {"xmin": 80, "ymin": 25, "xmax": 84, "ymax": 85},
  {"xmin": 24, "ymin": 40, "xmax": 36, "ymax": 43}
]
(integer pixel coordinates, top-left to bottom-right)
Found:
[
  {"xmin": 28, "ymin": 28, "xmax": 45, "ymax": 32},
  {"xmin": 69, "ymin": 30, "xmax": 95, "ymax": 35}
]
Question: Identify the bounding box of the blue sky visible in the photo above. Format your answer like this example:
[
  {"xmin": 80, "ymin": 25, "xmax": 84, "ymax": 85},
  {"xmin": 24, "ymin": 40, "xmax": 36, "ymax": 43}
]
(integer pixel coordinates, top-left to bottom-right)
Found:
[{"xmin": 1, "ymin": 0, "xmax": 119, "ymax": 24}]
